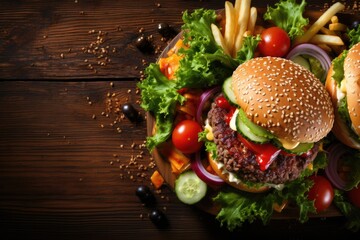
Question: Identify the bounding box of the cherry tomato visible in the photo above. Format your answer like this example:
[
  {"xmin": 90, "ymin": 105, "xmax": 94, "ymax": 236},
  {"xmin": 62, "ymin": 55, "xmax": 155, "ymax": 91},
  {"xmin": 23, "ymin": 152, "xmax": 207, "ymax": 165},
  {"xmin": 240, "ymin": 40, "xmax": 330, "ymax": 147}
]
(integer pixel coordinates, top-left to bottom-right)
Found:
[
  {"xmin": 215, "ymin": 96, "xmax": 231, "ymax": 110},
  {"xmin": 258, "ymin": 27, "xmax": 291, "ymax": 57},
  {"xmin": 348, "ymin": 185, "xmax": 360, "ymax": 208},
  {"xmin": 308, "ymin": 175, "xmax": 334, "ymax": 213},
  {"xmin": 172, "ymin": 119, "xmax": 203, "ymax": 154}
]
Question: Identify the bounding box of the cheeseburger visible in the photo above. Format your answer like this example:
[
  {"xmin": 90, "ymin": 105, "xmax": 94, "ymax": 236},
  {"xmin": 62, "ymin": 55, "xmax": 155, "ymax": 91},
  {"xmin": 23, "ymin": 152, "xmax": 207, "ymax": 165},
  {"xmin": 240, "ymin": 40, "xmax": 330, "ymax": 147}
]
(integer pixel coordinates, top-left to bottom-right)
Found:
[
  {"xmin": 206, "ymin": 56, "xmax": 334, "ymax": 192},
  {"xmin": 325, "ymin": 42, "xmax": 360, "ymax": 150}
]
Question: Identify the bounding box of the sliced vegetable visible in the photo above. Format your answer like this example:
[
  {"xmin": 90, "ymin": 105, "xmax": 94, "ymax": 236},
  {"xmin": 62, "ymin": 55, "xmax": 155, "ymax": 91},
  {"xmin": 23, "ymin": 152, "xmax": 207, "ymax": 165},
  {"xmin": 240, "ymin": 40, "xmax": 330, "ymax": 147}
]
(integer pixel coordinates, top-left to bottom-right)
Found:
[
  {"xmin": 175, "ymin": 170, "xmax": 207, "ymax": 205},
  {"xmin": 236, "ymin": 113, "xmax": 269, "ymax": 144},
  {"xmin": 159, "ymin": 142, "xmax": 191, "ymax": 174},
  {"xmin": 150, "ymin": 170, "xmax": 165, "ymax": 189},
  {"xmin": 191, "ymin": 152, "xmax": 225, "ymax": 186},
  {"xmin": 222, "ymin": 77, "xmax": 238, "ymax": 106},
  {"xmin": 196, "ymin": 86, "xmax": 221, "ymax": 126},
  {"xmin": 325, "ymin": 143, "xmax": 349, "ymax": 190},
  {"xmin": 237, "ymin": 133, "xmax": 281, "ymax": 171},
  {"xmin": 286, "ymin": 43, "xmax": 331, "ymax": 82},
  {"xmin": 325, "ymin": 143, "xmax": 360, "ymax": 191}
]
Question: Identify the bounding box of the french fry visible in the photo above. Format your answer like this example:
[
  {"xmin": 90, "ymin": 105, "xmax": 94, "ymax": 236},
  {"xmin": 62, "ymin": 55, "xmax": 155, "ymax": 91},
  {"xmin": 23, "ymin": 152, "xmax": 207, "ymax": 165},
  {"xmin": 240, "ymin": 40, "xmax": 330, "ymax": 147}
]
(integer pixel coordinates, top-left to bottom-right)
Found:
[
  {"xmin": 234, "ymin": 0, "xmax": 251, "ymax": 53},
  {"xmin": 224, "ymin": 1, "xmax": 236, "ymax": 57},
  {"xmin": 211, "ymin": 23, "xmax": 230, "ymax": 55},
  {"xmin": 309, "ymin": 34, "xmax": 344, "ymax": 46},
  {"xmin": 331, "ymin": 15, "xmax": 339, "ymax": 23},
  {"xmin": 247, "ymin": 7, "xmax": 257, "ymax": 36},
  {"xmin": 234, "ymin": 0, "xmax": 242, "ymax": 14},
  {"xmin": 319, "ymin": 27, "xmax": 337, "ymax": 36},
  {"xmin": 293, "ymin": 2, "xmax": 345, "ymax": 46},
  {"xmin": 317, "ymin": 43, "xmax": 333, "ymax": 53},
  {"xmin": 329, "ymin": 22, "xmax": 348, "ymax": 32}
]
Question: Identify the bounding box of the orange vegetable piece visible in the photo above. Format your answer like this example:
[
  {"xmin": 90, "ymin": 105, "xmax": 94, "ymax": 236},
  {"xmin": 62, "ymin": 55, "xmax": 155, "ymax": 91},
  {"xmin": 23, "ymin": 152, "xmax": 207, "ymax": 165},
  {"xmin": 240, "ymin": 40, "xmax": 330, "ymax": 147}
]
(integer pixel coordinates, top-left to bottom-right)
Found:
[
  {"xmin": 151, "ymin": 170, "xmax": 164, "ymax": 189},
  {"xmin": 159, "ymin": 142, "xmax": 190, "ymax": 175}
]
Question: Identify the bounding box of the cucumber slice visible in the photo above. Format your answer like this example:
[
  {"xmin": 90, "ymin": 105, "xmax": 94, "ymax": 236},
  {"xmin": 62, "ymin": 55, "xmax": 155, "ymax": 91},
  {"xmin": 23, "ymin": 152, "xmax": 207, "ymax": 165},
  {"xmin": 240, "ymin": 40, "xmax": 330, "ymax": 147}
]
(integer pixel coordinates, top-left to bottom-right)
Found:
[
  {"xmin": 274, "ymin": 140, "xmax": 314, "ymax": 155},
  {"xmin": 291, "ymin": 55, "xmax": 311, "ymax": 71},
  {"xmin": 175, "ymin": 171, "xmax": 207, "ymax": 205},
  {"xmin": 236, "ymin": 112, "xmax": 269, "ymax": 143},
  {"xmin": 222, "ymin": 77, "xmax": 238, "ymax": 106},
  {"xmin": 238, "ymin": 108, "xmax": 274, "ymax": 139}
]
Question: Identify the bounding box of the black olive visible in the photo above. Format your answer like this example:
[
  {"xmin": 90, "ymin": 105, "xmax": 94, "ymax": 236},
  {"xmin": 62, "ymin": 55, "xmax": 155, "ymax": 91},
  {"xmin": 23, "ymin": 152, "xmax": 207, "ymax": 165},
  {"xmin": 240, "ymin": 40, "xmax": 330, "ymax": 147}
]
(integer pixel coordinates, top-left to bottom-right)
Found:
[
  {"xmin": 122, "ymin": 103, "xmax": 140, "ymax": 122},
  {"xmin": 135, "ymin": 35, "xmax": 153, "ymax": 53},
  {"xmin": 157, "ymin": 22, "xmax": 177, "ymax": 38},
  {"xmin": 351, "ymin": 20, "xmax": 360, "ymax": 30},
  {"xmin": 149, "ymin": 209, "xmax": 169, "ymax": 228},
  {"xmin": 135, "ymin": 185, "xmax": 156, "ymax": 206}
]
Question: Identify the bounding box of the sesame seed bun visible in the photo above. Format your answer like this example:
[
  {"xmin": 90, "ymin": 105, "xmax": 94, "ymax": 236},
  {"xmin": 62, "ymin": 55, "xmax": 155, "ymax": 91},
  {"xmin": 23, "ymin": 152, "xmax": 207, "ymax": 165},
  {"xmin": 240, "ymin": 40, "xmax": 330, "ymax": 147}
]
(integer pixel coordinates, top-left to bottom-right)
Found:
[
  {"xmin": 344, "ymin": 43, "xmax": 360, "ymax": 137},
  {"xmin": 232, "ymin": 57, "xmax": 334, "ymax": 144},
  {"xmin": 325, "ymin": 43, "xmax": 360, "ymax": 150},
  {"xmin": 207, "ymin": 153, "xmax": 269, "ymax": 193}
]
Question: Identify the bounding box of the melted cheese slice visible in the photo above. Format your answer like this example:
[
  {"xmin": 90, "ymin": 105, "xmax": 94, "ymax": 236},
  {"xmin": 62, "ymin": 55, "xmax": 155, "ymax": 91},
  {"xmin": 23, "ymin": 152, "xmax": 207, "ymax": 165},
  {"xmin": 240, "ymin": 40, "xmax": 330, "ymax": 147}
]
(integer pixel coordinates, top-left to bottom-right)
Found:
[{"xmin": 278, "ymin": 138, "xmax": 300, "ymax": 150}]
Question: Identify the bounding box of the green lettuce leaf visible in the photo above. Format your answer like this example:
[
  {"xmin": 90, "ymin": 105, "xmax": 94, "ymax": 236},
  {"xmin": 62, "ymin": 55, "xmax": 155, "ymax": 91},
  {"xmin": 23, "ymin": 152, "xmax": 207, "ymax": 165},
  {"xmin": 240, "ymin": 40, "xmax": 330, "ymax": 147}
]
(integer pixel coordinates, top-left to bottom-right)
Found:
[
  {"xmin": 214, "ymin": 189, "xmax": 274, "ymax": 231},
  {"xmin": 333, "ymin": 189, "xmax": 360, "ymax": 232},
  {"xmin": 175, "ymin": 9, "xmax": 238, "ymax": 89},
  {"xmin": 198, "ymin": 130, "xmax": 217, "ymax": 159},
  {"xmin": 263, "ymin": 0, "xmax": 309, "ymax": 40},
  {"xmin": 139, "ymin": 9, "xmax": 260, "ymax": 150},
  {"xmin": 332, "ymin": 51, "xmax": 347, "ymax": 86},
  {"xmin": 347, "ymin": 24, "xmax": 360, "ymax": 48},
  {"xmin": 137, "ymin": 63, "xmax": 185, "ymax": 150},
  {"xmin": 235, "ymin": 34, "xmax": 262, "ymax": 63},
  {"xmin": 213, "ymin": 150, "xmax": 327, "ymax": 231}
]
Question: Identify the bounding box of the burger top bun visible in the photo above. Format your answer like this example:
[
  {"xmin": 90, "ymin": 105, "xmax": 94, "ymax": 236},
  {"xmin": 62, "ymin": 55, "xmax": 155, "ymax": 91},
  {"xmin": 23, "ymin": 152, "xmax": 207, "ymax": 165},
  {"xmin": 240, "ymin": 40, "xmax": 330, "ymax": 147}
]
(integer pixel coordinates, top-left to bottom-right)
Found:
[
  {"xmin": 232, "ymin": 56, "xmax": 334, "ymax": 144},
  {"xmin": 325, "ymin": 43, "xmax": 360, "ymax": 150},
  {"xmin": 344, "ymin": 42, "xmax": 360, "ymax": 137},
  {"xmin": 207, "ymin": 153, "xmax": 269, "ymax": 193}
]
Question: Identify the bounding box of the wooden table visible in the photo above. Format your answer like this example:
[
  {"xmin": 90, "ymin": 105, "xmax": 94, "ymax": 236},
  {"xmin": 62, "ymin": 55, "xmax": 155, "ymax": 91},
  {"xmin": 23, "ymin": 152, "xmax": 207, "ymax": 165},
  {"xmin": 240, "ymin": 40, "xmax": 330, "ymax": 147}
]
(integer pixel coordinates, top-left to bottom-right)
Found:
[{"xmin": 0, "ymin": 0, "xmax": 359, "ymax": 239}]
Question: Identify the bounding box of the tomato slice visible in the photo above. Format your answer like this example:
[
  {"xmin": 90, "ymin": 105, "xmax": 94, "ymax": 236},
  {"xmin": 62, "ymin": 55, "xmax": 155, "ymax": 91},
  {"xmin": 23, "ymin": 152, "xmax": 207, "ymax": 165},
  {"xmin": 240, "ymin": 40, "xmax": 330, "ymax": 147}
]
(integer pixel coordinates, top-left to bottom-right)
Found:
[{"xmin": 237, "ymin": 133, "xmax": 281, "ymax": 171}]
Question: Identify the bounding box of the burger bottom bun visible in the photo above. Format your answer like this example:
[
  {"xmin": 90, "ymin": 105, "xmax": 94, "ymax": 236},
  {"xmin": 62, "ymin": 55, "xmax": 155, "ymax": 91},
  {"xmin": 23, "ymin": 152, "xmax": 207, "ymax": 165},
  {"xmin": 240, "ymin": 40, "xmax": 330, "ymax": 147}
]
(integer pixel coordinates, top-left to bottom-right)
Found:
[
  {"xmin": 207, "ymin": 153, "xmax": 269, "ymax": 193},
  {"xmin": 325, "ymin": 67, "xmax": 360, "ymax": 150}
]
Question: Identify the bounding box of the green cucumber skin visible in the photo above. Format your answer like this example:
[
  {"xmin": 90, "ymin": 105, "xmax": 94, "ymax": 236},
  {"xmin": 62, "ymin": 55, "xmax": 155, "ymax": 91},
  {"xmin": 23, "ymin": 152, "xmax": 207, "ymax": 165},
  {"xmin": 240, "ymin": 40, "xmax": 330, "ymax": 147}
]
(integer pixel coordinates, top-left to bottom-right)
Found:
[{"xmin": 222, "ymin": 77, "xmax": 239, "ymax": 107}]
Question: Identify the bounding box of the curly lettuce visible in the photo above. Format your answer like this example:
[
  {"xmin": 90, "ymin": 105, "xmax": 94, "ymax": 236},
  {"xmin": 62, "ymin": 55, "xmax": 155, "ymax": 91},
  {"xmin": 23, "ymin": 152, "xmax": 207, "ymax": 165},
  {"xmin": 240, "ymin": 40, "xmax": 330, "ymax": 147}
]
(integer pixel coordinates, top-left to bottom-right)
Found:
[
  {"xmin": 213, "ymin": 151, "xmax": 328, "ymax": 231},
  {"xmin": 333, "ymin": 189, "xmax": 360, "ymax": 232},
  {"xmin": 139, "ymin": 9, "xmax": 260, "ymax": 150},
  {"xmin": 348, "ymin": 24, "xmax": 360, "ymax": 48},
  {"xmin": 264, "ymin": 0, "xmax": 309, "ymax": 40},
  {"xmin": 137, "ymin": 64, "xmax": 185, "ymax": 150}
]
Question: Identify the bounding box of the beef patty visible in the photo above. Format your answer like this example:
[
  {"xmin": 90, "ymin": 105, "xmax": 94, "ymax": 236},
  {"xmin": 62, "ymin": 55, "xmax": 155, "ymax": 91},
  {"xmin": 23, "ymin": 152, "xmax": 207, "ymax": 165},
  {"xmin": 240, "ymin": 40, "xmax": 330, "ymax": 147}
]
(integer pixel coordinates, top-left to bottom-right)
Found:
[{"xmin": 207, "ymin": 98, "xmax": 319, "ymax": 185}]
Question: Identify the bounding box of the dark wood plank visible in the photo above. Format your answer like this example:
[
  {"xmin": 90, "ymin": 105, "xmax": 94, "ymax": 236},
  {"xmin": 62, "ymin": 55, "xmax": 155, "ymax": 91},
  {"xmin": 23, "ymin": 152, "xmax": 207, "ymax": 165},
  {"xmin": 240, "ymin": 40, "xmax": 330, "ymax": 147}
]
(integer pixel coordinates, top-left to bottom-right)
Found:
[
  {"xmin": 0, "ymin": 81, "xmax": 357, "ymax": 240},
  {"xmin": 0, "ymin": 0, "xmax": 336, "ymax": 80},
  {"xmin": 1, "ymin": 0, "xmax": 360, "ymax": 239}
]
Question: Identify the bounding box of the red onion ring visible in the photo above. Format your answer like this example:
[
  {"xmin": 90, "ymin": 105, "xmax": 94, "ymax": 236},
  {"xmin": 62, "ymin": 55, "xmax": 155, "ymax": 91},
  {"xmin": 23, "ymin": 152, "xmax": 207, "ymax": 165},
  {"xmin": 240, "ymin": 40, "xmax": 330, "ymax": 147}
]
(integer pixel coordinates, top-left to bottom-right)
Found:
[
  {"xmin": 286, "ymin": 43, "xmax": 331, "ymax": 79},
  {"xmin": 191, "ymin": 151, "xmax": 225, "ymax": 186},
  {"xmin": 325, "ymin": 143, "xmax": 350, "ymax": 190},
  {"xmin": 196, "ymin": 86, "xmax": 221, "ymax": 126}
]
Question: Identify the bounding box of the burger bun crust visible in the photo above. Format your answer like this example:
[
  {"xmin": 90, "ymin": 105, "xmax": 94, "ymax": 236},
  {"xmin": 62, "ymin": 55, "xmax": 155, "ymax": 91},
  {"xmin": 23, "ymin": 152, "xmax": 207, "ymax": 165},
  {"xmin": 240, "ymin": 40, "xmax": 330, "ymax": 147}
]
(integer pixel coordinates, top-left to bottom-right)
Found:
[
  {"xmin": 325, "ymin": 52, "xmax": 360, "ymax": 150},
  {"xmin": 344, "ymin": 43, "xmax": 360, "ymax": 137},
  {"xmin": 232, "ymin": 57, "xmax": 334, "ymax": 144}
]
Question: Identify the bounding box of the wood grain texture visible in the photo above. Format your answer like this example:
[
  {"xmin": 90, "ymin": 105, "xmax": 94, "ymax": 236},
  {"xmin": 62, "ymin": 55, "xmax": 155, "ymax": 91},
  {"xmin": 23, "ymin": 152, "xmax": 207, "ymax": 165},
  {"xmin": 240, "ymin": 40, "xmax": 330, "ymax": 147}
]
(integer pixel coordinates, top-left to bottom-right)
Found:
[{"xmin": 0, "ymin": 0, "xmax": 360, "ymax": 239}]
